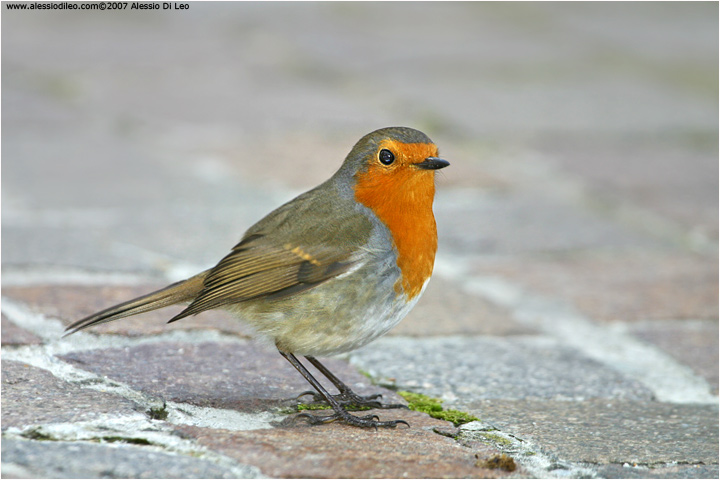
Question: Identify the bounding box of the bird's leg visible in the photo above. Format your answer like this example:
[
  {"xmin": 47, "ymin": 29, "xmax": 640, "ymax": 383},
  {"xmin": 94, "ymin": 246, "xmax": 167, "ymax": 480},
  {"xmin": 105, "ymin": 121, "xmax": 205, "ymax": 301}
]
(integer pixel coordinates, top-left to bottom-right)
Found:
[
  {"xmin": 279, "ymin": 351, "xmax": 408, "ymax": 428},
  {"xmin": 297, "ymin": 356, "xmax": 407, "ymax": 410}
]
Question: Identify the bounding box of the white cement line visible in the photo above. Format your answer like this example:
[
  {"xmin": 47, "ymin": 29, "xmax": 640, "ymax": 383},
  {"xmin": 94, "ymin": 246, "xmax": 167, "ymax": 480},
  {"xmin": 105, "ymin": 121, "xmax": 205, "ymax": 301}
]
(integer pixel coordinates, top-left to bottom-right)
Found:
[
  {"xmin": 1, "ymin": 296, "xmax": 248, "ymax": 352},
  {"xmin": 3, "ymin": 344, "xmax": 279, "ymax": 432},
  {"xmin": 2, "ymin": 297, "xmax": 280, "ymax": 432},
  {"xmin": 459, "ymin": 421, "xmax": 597, "ymax": 479},
  {"xmin": 435, "ymin": 254, "xmax": 718, "ymax": 405},
  {"xmin": 3, "ymin": 416, "xmax": 267, "ymax": 477}
]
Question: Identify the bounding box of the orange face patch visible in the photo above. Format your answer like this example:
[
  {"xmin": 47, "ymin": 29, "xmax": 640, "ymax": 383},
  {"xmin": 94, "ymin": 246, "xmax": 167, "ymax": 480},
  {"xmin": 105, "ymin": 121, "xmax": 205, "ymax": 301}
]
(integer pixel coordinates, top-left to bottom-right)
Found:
[
  {"xmin": 353, "ymin": 141, "xmax": 440, "ymax": 298},
  {"xmin": 376, "ymin": 139, "xmax": 439, "ymax": 170}
]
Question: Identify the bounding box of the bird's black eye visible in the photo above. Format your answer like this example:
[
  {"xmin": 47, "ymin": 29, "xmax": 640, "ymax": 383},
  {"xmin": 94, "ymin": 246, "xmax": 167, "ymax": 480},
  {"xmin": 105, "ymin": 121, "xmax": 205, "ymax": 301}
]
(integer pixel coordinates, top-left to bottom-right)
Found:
[{"xmin": 379, "ymin": 149, "xmax": 395, "ymax": 165}]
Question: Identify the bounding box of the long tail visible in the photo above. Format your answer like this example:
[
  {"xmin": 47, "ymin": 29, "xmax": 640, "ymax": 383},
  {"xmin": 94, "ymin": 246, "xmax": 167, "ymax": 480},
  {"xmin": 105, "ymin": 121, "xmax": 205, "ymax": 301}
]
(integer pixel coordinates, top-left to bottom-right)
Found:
[{"xmin": 64, "ymin": 271, "xmax": 208, "ymax": 336}]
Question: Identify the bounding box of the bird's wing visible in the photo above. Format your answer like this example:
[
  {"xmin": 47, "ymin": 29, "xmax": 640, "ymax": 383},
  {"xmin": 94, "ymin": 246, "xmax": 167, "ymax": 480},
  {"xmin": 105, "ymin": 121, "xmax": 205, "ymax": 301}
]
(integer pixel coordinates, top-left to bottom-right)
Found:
[{"xmin": 168, "ymin": 196, "xmax": 373, "ymax": 322}]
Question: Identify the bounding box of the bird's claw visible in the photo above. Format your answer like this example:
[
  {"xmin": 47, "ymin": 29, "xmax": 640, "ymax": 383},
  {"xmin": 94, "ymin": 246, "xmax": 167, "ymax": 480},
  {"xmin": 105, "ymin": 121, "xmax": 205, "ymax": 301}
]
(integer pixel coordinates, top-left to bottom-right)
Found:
[
  {"xmin": 293, "ymin": 411, "xmax": 409, "ymax": 429},
  {"xmin": 295, "ymin": 390, "xmax": 320, "ymax": 401}
]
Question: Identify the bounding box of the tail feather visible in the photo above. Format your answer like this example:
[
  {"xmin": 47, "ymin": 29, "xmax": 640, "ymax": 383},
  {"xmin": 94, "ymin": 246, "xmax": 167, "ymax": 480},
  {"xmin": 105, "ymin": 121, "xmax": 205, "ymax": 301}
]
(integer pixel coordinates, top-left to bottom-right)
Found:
[{"xmin": 63, "ymin": 272, "xmax": 208, "ymax": 336}]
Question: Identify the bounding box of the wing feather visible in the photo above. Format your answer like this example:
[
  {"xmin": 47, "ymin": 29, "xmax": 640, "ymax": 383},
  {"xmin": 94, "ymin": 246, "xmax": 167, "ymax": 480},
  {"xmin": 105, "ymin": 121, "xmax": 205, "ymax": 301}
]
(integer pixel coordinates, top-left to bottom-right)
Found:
[{"xmin": 168, "ymin": 201, "xmax": 373, "ymax": 323}]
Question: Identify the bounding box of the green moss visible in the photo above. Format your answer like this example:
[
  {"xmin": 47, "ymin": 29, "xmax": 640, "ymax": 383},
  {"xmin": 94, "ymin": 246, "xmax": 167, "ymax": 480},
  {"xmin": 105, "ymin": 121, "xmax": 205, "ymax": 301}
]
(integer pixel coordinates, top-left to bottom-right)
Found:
[
  {"xmin": 147, "ymin": 405, "xmax": 168, "ymax": 421},
  {"xmin": 101, "ymin": 436, "xmax": 152, "ymax": 445},
  {"xmin": 296, "ymin": 403, "xmax": 332, "ymax": 411},
  {"xmin": 21, "ymin": 428, "xmax": 54, "ymax": 441},
  {"xmin": 439, "ymin": 409, "xmax": 481, "ymax": 426},
  {"xmin": 478, "ymin": 433, "xmax": 514, "ymax": 446},
  {"xmin": 398, "ymin": 391, "xmax": 443, "ymax": 413},
  {"xmin": 398, "ymin": 391, "xmax": 480, "ymax": 426},
  {"xmin": 19, "ymin": 429, "xmax": 152, "ymax": 446}
]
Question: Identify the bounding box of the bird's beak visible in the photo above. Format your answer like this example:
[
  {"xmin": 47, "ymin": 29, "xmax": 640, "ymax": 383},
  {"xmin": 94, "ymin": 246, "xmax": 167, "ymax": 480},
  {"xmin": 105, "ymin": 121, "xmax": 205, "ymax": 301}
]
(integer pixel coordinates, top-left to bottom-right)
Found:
[{"xmin": 415, "ymin": 157, "xmax": 450, "ymax": 170}]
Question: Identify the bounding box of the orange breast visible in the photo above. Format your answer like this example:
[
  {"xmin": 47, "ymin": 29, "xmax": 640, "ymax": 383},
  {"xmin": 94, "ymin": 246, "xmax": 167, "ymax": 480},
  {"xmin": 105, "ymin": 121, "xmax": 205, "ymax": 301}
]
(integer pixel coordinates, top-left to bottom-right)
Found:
[{"xmin": 353, "ymin": 142, "xmax": 439, "ymax": 299}]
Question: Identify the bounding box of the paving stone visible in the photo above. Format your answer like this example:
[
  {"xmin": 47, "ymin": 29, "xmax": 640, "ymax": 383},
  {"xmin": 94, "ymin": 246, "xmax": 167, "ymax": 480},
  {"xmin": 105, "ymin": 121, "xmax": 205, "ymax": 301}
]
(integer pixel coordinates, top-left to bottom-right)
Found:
[
  {"xmin": 475, "ymin": 251, "xmax": 718, "ymax": 322},
  {"xmin": 436, "ymin": 190, "xmax": 668, "ymax": 256},
  {"xmin": 175, "ymin": 410, "xmax": 512, "ymax": 479},
  {"xmin": 1, "ymin": 360, "xmax": 139, "ymax": 430},
  {"xmin": 394, "ymin": 276, "xmax": 535, "ymax": 337},
  {"xmin": 351, "ymin": 336, "xmax": 653, "ymax": 402},
  {"xmin": 464, "ymin": 398, "xmax": 719, "ymax": 465},
  {"xmin": 60, "ymin": 341, "xmax": 404, "ymax": 413},
  {"xmin": 1, "ymin": 314, "xmax": 42, "ymax": 346},
  {"xmin": 531, "ymin": 137, "xmax": 718, "ymax": 241},
  {"xmin": 1, "ymin": 437, "xmax": 260, "ymax": 479},
  {"xmin": 628, "ymin": 319, "xmax": 719, "ymax": 395},
  {"xmin": 3, "ymin": 285, "xmax": 254, "ymax": 338},
  {"xmin": 596, "ymin": 463, "xmax": 719, "ymax": 479},
  {"xmin": 2, "ymin": 200, "xmax": 277, "ymax": 275},
  {"xmin": 2, "ymin": 226, "xmax": 155, "ymax": 274}
]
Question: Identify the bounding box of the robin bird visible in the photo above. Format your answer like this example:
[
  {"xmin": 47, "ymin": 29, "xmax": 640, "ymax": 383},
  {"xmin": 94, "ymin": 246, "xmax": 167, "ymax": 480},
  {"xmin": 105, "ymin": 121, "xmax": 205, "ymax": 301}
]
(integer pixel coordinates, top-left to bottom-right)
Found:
[{"xmin": 65, "ymin": 126, "xmax": 449, "ymax": 428}]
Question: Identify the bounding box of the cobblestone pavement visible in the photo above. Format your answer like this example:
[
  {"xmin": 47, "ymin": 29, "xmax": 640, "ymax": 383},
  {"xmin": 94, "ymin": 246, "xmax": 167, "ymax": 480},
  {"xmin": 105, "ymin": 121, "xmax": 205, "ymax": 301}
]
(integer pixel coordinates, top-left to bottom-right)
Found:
[{"xmin": 2, "ymin": 3, "xmax": 718, "ymax": 478}]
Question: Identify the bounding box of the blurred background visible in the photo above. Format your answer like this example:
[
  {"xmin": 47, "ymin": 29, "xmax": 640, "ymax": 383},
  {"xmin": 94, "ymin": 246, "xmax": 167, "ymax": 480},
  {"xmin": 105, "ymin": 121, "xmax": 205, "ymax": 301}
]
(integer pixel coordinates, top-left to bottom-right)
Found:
[
  {"xmin": 4, "ymin": 2, "xmax": 717, "ymax": 266},
  {"xmin": 2, "ymin": 2, "xmax": 718, "ymax": 382}
]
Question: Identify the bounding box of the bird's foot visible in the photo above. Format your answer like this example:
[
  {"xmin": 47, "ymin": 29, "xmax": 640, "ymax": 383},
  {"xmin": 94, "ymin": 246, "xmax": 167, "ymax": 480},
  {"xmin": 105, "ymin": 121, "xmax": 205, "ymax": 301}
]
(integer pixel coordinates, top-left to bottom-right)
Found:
[
  {"xmin": 296, "ymin": 390, "xmax": 407, "ymax": 410},
  {"xmin": 293, "ymin": 410, "xmax": 409, "ymax": 429}
]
